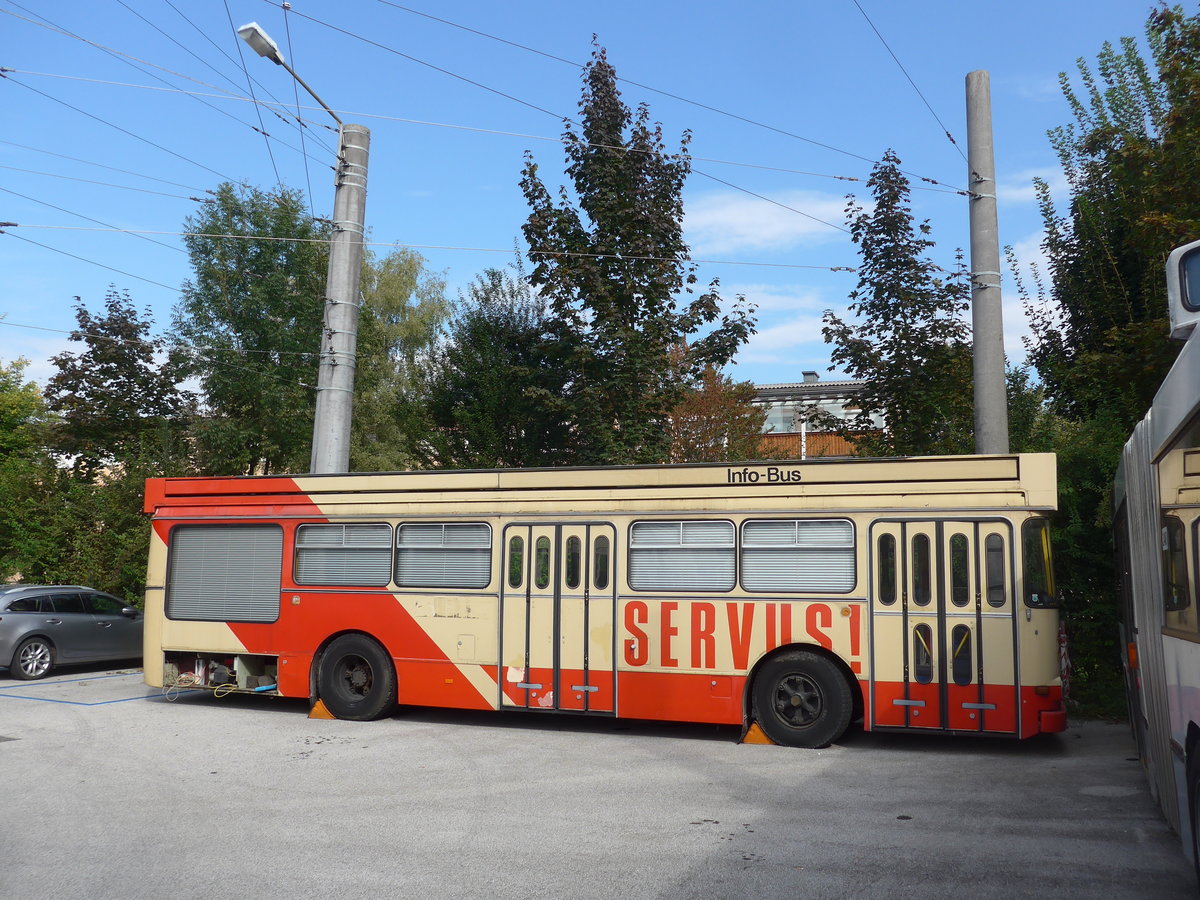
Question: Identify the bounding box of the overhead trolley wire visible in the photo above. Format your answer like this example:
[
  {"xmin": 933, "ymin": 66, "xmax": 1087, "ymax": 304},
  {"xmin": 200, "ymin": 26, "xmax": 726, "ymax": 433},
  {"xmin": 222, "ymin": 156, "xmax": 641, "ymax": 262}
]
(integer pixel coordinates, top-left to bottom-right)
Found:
[
  {"xmin": 222, "ymin": 0, "xmax": 282, "ymax": 186},
  {"xmin": 158, "ymin": 0, "xmax": 337, "ymax": 156},
  {"xmin": 0, "ymin": 230, "xmax": 179, "ymax": 292},
  {"xmin": 0, "ymin": 6, "xmax": 333, "ymax": 172},
  {"xmin": 361, "ymin": 0, "xmax": 968, "ymax": 192},
  {"xmin": 247, "ymin": 6, "xmax": 854, "ymax": 232},
  {"xmin": 850, "ymin": 0, "xmax": 966, "ymax": 162},
  {"xmin": 1, "ymin": 67, "xmax": 967, "ymax": 198},
  {"xmin": 281, "ymin": 5, "xmax": 318, "ymax": 218},
  {"xmin": 1, "ymin": 73, "xmax": 240, "ymax": 184},
  {"xmin": 0, "ymin": 139, "xmax": 212, "ymax": 193},
  {"xmin": 0, "ymin": 164, "xmax": 202, "ymax": 201},
  {"xmin": 2, "ymin": 223, "xmax": 858, "ymax": 273}
]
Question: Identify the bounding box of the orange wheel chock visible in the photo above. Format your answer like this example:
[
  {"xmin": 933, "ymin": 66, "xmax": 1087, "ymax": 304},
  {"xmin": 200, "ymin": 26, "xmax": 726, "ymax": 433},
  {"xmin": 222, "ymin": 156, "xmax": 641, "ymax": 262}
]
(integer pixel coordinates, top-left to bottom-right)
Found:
[
  {"xmin": 308, "ymin": 699, "xmax": 336, "ymax": 720},
  {"xmin": 741, "ymin": 722, "xmax": 777, "ymax": 745}
]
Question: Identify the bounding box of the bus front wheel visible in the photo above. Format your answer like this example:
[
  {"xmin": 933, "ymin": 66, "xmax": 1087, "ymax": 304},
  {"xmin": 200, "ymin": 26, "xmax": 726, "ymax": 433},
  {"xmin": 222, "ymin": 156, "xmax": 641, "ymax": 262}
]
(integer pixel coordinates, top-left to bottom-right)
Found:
[
  {"xmin": 317, "ymin": 634, "xmax": 397, "ymax": 721},
  {"xmin": 752, "ymin": 650, "xmax": 852, "ymax": 748}
]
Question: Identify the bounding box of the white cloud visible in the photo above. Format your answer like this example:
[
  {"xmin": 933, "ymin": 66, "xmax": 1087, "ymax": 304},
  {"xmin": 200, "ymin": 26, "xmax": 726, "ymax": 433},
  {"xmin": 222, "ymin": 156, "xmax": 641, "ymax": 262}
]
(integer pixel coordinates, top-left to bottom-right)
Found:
[
  {"xmin": 685, "ymin": 190, "xmax": 849, "ymax": 256},
  {"xmin": 997, "ymin": 167, "xmax": 1067, "ymax": 205}
]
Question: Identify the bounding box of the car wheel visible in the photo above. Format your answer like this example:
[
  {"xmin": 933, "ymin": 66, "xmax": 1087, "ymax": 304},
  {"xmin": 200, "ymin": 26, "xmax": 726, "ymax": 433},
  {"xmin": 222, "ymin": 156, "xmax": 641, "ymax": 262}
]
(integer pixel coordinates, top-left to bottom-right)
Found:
[
  {"xmin": 752, "ymin": 650, "xmax": 853, "ymax": 748},
  {"xmin": 317, "ymin": 634, "xmax": 396, "ymax": 721},
  {"xmin": 12, "ymin": 636, "xmax": 54, "ymax": 680}
]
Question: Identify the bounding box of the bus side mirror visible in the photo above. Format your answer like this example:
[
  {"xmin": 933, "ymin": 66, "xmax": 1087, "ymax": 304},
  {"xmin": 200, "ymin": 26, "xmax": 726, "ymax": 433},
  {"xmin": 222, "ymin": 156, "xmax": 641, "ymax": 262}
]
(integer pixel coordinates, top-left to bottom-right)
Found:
[{"xmin": 1166, "ymin": 239, "xmax": 1200, "ymax": 340}]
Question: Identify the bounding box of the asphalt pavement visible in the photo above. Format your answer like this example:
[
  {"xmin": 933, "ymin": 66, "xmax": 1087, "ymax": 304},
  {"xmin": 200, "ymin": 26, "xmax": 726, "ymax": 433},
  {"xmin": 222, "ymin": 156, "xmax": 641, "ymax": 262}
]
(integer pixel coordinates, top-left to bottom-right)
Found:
[{"xmin": 0, "ymin": 665, "xmax": 1194, "ymax": 899}]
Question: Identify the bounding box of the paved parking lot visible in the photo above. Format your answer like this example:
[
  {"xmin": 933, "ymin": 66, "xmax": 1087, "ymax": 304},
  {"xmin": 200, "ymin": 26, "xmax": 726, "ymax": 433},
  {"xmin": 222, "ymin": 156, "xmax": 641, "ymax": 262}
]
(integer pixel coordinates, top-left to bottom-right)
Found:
[{"xmin": 0, "ymin": 664, "xmax": 1195, "ymax": 899}]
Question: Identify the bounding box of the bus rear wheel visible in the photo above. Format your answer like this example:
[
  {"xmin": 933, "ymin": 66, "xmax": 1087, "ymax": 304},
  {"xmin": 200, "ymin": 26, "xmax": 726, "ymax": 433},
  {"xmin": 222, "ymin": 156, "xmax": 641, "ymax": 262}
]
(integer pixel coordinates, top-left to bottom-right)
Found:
[
  {"xmin": 752, "ymin": 650, "xmax": 852, "ymax": 748},
  {"xmin": 317, "ymin": 634, "xmax": 397, "ymax": 721}
]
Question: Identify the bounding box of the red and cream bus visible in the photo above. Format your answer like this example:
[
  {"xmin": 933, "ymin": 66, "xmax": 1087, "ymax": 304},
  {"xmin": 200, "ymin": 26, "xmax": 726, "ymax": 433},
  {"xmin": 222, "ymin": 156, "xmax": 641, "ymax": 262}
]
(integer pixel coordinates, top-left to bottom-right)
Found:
[{"xmin": 142, "ymin": 453, "xmax": 1066, "ymax": 747}]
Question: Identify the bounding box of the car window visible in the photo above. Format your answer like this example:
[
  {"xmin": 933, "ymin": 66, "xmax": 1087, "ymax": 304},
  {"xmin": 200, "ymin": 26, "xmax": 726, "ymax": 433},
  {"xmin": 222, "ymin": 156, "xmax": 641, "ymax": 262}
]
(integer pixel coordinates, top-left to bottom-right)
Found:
[
  {"xmin": 48, "ymin": 592, "xmax": 86, "ymax": 614},
  {"xmin": 85, "ymin": 593, "xmax": 125, "ymax": 615},
  {"xmin": 6, "ymin": 597, "xmax": 42, "ymax": 612}
]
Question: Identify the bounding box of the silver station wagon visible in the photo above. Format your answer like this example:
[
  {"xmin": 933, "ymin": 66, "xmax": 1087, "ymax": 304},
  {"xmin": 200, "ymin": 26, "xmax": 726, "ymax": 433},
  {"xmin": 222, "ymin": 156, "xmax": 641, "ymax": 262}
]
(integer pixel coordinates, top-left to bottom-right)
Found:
[{"xmin": 0, "ymin": 585, "xmax": 143, "ymax": 680}]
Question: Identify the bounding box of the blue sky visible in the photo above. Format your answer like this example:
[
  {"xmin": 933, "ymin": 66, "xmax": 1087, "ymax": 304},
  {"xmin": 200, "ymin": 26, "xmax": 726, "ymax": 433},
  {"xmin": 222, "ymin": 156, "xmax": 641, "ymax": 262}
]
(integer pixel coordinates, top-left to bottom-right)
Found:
[{"xmin": 0, "ymin": 0, "xmax": 1168, "ymax": 387}]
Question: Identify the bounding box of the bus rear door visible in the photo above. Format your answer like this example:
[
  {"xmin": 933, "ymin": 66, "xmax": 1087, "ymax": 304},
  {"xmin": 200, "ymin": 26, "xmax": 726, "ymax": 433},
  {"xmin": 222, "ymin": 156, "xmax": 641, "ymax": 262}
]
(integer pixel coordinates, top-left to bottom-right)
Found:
[{"xmin": 869, "ymin": 520, "xmax": 1017, "ymax": 734}]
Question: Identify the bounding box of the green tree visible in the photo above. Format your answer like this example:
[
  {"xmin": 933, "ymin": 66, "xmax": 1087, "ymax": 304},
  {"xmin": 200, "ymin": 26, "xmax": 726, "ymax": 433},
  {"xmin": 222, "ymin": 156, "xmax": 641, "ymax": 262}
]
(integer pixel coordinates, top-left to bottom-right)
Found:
[
  {"xmin": 422, "ymin": 267, "xmax": 571, "ymax": 468},
  {"xmin": 821, "ymin": 150, "xmax": 974, "ymax": 457},
  {"xmin": 0, "ymin": 357, "xmax": 53, "ymax": 579},
  {"xmin": 44, "ymin": 288, "xmax": 189, "ymax": 478},
  {"xmin": 173, "ymin": 183, "xmax": 328, "ymax": 475},
  {"xmin": 1013, "ymin": 7, "xmax": 1200, "ymax": 715},
  {"xmin": 351, "ymin": 247, "xmax": 449, "ymax": 472},
  {"xmin": 666, "ymin": 358, "xmax": 767, "ymax": 463},
  {"xmin": 520, "ymin": 46, "xmax": 755, "ymax": 465},
  {"xmin": 1024, "ymin": 6, "xmax": 1200, "ymax": 426}
]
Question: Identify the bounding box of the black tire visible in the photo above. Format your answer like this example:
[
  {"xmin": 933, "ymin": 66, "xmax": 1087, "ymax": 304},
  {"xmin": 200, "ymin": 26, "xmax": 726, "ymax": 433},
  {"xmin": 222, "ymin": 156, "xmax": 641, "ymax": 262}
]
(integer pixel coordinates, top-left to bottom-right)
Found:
[
  {"xmin": 11, "ymin": 636, "xmax": 54, "ymax": 681},
  {"xmin": 317, "ymin": 634, "xmax": 397, "ymax": 721},
  {"xmin": 752, "ymin": 650, "xmax": 853, "ymax": 748}
]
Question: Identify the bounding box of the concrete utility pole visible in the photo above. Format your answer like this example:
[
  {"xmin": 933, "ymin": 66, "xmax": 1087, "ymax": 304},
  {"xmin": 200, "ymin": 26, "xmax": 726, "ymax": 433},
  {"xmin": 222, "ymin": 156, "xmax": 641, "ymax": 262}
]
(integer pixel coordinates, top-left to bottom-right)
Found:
[
  {"xmin": 311, "ymin": 124, "xmax": 370, "ymax": 474},
  {"xmin": 966, "ymin": 70, "xmax": 1009, "ymax": 455},
  {"xmin": 238, "ymin": 22, "xmax": 369, "ymax": 474}
]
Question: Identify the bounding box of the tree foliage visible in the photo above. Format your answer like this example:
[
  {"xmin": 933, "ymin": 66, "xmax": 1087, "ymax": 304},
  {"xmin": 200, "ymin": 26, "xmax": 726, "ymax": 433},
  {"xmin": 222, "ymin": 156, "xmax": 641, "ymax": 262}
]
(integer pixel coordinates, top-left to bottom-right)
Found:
[
  {"xmin": 44, "ymin": 289, "xmax": 188, "ymax": 478},
  {"xmin": 421, "ymin": 268, "xmax": 571, "ymax": 468},
  {"xmin": 821, "ymin": 150, "xmax": 974, "ymax": 457},
  {"xmin": 173, "ymin": 183, "xmax": 328, "ymax": 475},
  {"xmin": 1023, "ymin": 6, "xmax": 1200, "ymax": 426},
  {"xmin": 520, "ymin": 46, "xmax": 755, "ymax": 465},
  {"xmin": 1013, "ymin": 6, "xmax": 1200, "ymax": 715},
  {"xmin": 666, "ymin": 359, "xmax": 767, "ymax": 463},
  {"xmin": 351, "ymin": 247, "xmax": 448, "ymax": 472}
]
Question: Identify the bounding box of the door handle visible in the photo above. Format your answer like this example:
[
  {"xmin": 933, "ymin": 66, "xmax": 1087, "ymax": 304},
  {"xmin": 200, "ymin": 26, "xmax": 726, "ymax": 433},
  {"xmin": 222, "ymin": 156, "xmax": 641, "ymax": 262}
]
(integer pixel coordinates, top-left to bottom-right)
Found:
[
  {"xmin": 44, "ymin": 618, "xmax": 61, "ymax": 625},
  {"xmin": 96, "ymin": 622, "xmax": 112, "ymax": 628}
]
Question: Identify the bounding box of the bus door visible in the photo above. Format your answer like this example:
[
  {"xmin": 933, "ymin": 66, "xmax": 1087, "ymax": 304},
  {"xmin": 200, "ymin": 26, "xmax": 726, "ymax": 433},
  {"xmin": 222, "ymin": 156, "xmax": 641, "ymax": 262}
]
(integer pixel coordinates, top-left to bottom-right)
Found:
[
  {"xmin": 869, "ymin": 520, "xmax": 1017, "ymax": 733},
  {"xmin": 500, "ymin": 523, "xmax": 616, "ymax": 713}
]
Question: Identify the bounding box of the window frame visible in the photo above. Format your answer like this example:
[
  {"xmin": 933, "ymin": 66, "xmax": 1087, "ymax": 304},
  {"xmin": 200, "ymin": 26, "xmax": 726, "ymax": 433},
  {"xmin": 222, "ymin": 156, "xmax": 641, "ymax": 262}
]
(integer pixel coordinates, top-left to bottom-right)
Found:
[
  {"xmin": 627, "ymin": 519, "xmax": 736, "ymax": 593},
  {"xmin": 394, "ymin": 522, "xmax": 493, "ymax": 590},
  {"xmin": 738, "ymin": 518, "xmax": 856, "ymax": 594},
  {"xmin": 293, "ymin": 522, "xmax": 394, "ymax": 587}
]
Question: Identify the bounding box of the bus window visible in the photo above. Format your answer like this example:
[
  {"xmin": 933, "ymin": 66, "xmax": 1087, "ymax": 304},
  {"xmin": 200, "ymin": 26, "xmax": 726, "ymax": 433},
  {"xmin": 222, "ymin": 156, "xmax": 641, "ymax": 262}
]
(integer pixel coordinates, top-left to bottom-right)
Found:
[
  {"xmin": 396, "ymin": 523, "xmax": 491, "ymax": 589},
  {"xmin": 167, "ymin": 524, "xmax": 282, "ymax": 623},
  {"xmin": 294, "ymin": 523, "xmax": 392, "ymax": 586},
  {"xmin": 508, "ymin": 535, "xmax": 524, "ymax": 588},
  {"xmin": 594, "ymin": 535, "xmax": 610, "ymax": 590},
  {"xmin": 1162, "ymin": 516, "xmax": 1190, "ymax": 611},
  {"xmin": 1022, "ymin": 518, "xmax": 1058, "ymax": 608},
  {"xmin": 950, "ymin": 533, "xmax": 970, "ymax": 607},
  {"xmin": 913, "ymin": 624, "xmax": 933, "ymax": 683},
  {"xmin": 740, "ymin": 519, "xmax": 854, "ymax": 593},
  {"xmin": 912, "ymin": 534, "xmax": 931, "ymax": 606},
  {"xmin": 985, "ymin": 534, "xmax": 1006, "ymax": 608},
  {"xmin": 628, "ymin": 520, "xmax": 735, "ymax": 592},
  {"xmin": 951, "ymin": 624, "xmax": 972, "ymax": 686},
  {"xmin": 565, "ymin": 536, "xmax": 581, "ymax": 589},
  {"xmin": 535, "ymin": 536, "xmax": 551, "ymax": 590},
  {"xmin": 877, "ymin": 533, "xmax": 897, "ymax": 606}
]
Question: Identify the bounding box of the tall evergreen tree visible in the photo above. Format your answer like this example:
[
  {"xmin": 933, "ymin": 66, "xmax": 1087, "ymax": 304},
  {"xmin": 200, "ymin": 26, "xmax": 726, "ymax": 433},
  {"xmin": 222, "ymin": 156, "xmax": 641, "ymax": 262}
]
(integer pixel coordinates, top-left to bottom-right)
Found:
[
  {"xmin": 520, "ymin": 46, "xmax": 755, "ymax": 465},
  {"xmin": 821, "ymin": 150, "xmax": 974, "ymax": 457}
]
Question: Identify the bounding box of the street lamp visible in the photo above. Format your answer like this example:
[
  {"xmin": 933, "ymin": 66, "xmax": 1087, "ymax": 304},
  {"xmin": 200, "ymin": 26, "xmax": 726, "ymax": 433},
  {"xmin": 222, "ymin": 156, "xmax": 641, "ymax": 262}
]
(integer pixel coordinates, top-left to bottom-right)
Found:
[{"xmin": 238, "ymin": 21, "xmax": 369, "ymax": 475}]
